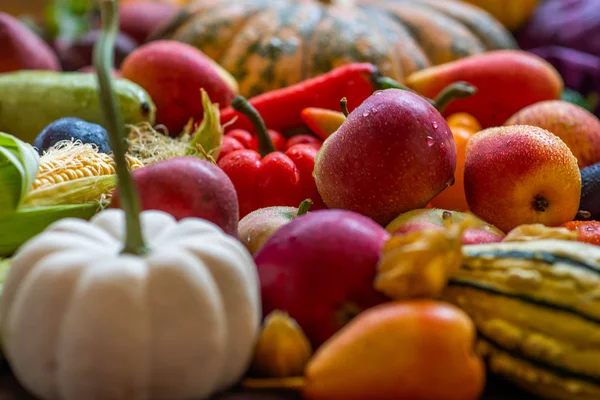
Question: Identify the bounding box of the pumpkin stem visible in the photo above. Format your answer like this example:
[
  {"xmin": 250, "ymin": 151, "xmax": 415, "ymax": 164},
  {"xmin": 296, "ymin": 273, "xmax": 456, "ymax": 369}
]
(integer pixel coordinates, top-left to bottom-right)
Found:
[
  {"xmin": 296, "ymin": 199, "xmax": 313, "ymax": 217},
  {"xmin": 340, "ymin": 97, "xmax": 349, "ymax": 117},
  {"xmin": 231, "ymin": 96, "xmax": 276, "ymax": 157},
  {"xmin": 433, "ymin": 81, "xmax": 477, "ymax": 113},
  {"xmin": 94, "ymin": 0, "xmax": 148, "ymax": 255}
]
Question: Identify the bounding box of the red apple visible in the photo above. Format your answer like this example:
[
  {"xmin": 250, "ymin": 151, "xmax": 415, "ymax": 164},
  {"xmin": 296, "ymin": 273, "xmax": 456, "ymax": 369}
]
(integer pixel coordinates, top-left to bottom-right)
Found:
[
  {"xmin": 254, "ymin": 209, "xmax": 391, "ymax": 347},
  {"xmin": 110, "ymin": 157, "xmax": 239, "ymax": 237}
]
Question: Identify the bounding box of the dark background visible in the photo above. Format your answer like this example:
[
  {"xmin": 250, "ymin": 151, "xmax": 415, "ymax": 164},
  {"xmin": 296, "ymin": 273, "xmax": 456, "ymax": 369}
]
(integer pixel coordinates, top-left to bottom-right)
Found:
[{"xmin": 0, "ymin": 369, "xmax": 538, "ymax": 400}]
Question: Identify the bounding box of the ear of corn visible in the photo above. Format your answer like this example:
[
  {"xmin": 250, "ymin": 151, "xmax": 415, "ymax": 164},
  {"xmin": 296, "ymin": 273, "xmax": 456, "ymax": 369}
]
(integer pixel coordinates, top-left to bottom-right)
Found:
[
  {"xmin": 26, "ymin": 140, "xmax": 143, "ymax": 206},
  {"xmin": 0, "ymin": 135, "xmax": 143, "ymax": 257}
]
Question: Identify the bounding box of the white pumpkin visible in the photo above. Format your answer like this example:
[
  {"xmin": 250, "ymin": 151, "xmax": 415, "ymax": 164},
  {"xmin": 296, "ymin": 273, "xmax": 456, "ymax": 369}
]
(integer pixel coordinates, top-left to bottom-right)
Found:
[{"xmin": 0, "ymin": 208, "xmax": 261, "ymax": 400}]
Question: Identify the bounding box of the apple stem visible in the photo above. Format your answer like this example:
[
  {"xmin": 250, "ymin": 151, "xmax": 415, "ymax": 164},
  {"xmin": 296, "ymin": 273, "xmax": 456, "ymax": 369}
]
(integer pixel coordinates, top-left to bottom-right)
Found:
[
  {"xmin": 231, "ymin": 96, "xmax": 276, "ymax": 157},
  {"xmin": 433, "ymin": 82, "xmax": 477, "ymax": 113},
  {"xmin": 340, "ymin": 97, "xmax": 350, "ymax": 117},
  {"xmin": 93, "ymin": 0, "xmax": 147, "ymax": 256},
  {"xmin": 296, "ymin": 199, "xmax": 313, "ymax": 217}
]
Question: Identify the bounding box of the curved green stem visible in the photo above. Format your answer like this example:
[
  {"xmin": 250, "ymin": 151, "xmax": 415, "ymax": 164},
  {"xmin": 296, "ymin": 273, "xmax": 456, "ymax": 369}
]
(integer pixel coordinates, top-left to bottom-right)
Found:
[
  {"xmin": 369, "ymin": 67, "xmax": 477, "ymax": 111},
  {"xmin": 340, "ymin": 97, "xmax": 349, "ymax": 117},
  {"xmin": 231, "ymin": 96, "xmax": 276, "ymax": 157},
  {"xmin": 94, "ymin": 0, "xmax": 147, "ymax": 255},
  {"xmin": 296, "ymin": 199, "xmax": 313, "ymax": 217},
  {"xmin": 433, "ymin": 81, "xmax": 477, "ymax": 113}
]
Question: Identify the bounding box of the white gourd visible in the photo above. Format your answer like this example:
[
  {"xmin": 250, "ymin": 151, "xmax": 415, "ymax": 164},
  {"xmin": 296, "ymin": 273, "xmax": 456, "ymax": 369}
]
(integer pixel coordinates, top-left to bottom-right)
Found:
[{"xmin": 0, "ymin": 209, "xmax": 262, "ymax": 400}]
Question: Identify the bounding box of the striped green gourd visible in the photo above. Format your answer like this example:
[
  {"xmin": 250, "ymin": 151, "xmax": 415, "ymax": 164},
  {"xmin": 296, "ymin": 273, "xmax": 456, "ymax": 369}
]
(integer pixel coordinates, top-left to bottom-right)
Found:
[{"xmin": 442, "ymin": 239, "xmax": 600, "ymax": 400}]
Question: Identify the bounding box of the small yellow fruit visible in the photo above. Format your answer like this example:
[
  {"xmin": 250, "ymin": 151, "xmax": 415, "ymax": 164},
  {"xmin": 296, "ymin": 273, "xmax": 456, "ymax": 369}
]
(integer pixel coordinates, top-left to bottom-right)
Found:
[{"xmin": 250, "ymin": 310, "xmax": 312, "ymax": 378}]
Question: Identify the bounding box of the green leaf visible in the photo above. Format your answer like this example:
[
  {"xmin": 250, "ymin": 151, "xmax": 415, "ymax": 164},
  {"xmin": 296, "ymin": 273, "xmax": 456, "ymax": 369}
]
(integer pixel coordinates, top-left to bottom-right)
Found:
[
  {"xmin": 0, "ymin": 204, "xmax": 100, "ymax": 257},
  {"xmin": 0, "ymin": 133, "xmax": 40, "ymax": 215}
]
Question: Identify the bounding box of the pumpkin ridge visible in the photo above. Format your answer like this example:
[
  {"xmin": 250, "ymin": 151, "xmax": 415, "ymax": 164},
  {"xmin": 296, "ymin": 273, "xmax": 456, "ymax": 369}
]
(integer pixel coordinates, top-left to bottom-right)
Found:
[
  {"xmin": 363, "ymin": 1, "xmax": 485, "ymax": 65},
  {"xmin": 213, "ymin": 0, "xmax": 272, "ymax": 65},
  {"xmin": 219, "ymin": 4, "xmax": 286, "ymax": 97},
  {"xmin": 358, "ymin": 5, "xmax": 403, "ymax": 80},
  {"xmin": 416, "ymin": 0, "xmax": 518, "ymax": 50},
  {"xmin": 299, "ymin": 3, "xmax": 327, "ymax": 82},
  {"xmin": 305, "ymin": 4, "xmax": 397, "ymax": 82}
]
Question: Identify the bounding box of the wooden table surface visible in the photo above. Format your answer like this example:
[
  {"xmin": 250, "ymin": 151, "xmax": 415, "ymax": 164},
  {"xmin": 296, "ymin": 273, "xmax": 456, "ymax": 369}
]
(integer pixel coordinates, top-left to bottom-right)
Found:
[{"xmin": 0, "ymin": 362, "xmax": 540, "ymax": 400}]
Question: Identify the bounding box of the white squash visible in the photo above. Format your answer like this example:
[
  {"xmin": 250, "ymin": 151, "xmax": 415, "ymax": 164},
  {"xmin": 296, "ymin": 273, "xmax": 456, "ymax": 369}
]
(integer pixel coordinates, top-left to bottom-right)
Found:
[{"xmin": 0, "ymin": 209, "xmax": 262, "ymax": 400}]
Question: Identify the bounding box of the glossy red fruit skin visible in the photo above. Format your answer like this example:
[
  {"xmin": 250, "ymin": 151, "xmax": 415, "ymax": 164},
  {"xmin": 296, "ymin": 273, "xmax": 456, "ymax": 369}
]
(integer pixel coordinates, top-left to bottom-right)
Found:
[
  {"xmin": 254, "ymin": 209, "xmax": 391, "ymax": 347},
  {"xmin": 561, "ymin": 221, "xmax": 600, "ymax": 246},
  {"xmin": 217, "ymin": 129, "xmax": 292, "ymax": 161},
  {"xmin": 0, "ymin": 12, "xmax": 61, "ymax": 73},
  {"xmin": 111, "ymin": 157, "xmax": 239, "ymax": 236},
  {"xmin": 315, "ymin": 89, "xmax": 456, "ymax": 226},
  {"xmin": 121, "ymin": 40, "xmax": 236, "ymax": 135},
  {"xmin": 218, "ymin": 142, "xmax": 326, "ymax": 218}
]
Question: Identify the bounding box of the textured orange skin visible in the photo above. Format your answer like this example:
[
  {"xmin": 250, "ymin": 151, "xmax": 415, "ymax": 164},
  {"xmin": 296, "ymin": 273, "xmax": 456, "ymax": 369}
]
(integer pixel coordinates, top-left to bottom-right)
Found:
[
  {"xmin": 431, "ymin": 113, "xmax": 482, "ymax": 211},
  {"xmin": 561, "ymin": 221, "xmax": 600, "ymax": 247},
  {"xmin": 505, "ymin": 100, "xmax": 600, "ymax": 169},
  {"xmin": 304, "ymin": 300, "xmax": 485, "ymax": 400},
  {"xmin": 121, "ymin": 40, "xmax": 236, "ymax": 135},
  {"xmin": 314, "ymin": 89, "xmax": 456, "ymax": 226},
  {"xmin": 464, "ymin": 125, "xmax": 581, "ymax": 233},
  {"xmin": 406, "ymin": 50, "xmax": 563, "ymax": 128},
  {"xmin": 0, "ymin": 13, "xmax": 61, "ymax": 73}
]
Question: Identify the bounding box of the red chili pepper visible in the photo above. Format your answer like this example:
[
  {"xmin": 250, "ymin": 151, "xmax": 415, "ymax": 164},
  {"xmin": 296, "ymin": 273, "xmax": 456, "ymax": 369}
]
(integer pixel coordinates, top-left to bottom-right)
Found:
[
  {"xmin": 219, "ymin": 128, "xmax": 287, "ymax": 161},
  {"xmin": 218, "ymin": 96, "xmax": 326, "ymax": 218},
  {"xmin": 216, "ymin": 63, "xmax": 407, "ymax": 134}
]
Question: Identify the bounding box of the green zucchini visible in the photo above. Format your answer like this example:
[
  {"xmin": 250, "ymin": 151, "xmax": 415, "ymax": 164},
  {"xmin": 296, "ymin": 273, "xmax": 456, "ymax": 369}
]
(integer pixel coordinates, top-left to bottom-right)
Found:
[
  {"xmin": 442, "ymin": 239, "xmax": 600, "ymax": 400},
  {"xmin": 0, "ymin": 71, "xmax": 156, "ymax": 143}
]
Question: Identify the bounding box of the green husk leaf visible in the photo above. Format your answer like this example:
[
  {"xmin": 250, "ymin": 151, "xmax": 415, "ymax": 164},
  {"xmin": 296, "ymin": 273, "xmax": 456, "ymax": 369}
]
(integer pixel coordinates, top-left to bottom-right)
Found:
[
  {"xmin": 189, "ymin": 89, "xmax": 224, "ymax": 159},
  {"xmin": 22, "ymin": 175, "xmax": 117, "ymax": 207},
  {"xmin": 0, "ymin": 204, "xmax": 100, "ymax": 257},
  {"xmin": 0, "ymin": 133, "xmax": 40, "ymax": 215}
]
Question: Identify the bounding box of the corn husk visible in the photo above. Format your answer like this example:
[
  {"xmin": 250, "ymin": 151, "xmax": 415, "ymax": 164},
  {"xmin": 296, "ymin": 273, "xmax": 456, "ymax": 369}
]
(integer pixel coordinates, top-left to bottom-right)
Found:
[
  {"xmin": 0, "ymin": 135, "xmax": 124, "ymax": 257},
  {"xmin": 0, "ymin": 133, "xmax": 39, "ymax": 214},
  {"xmin": 0, "ymin": 203, "xmax": 100, "ymax": 257}
]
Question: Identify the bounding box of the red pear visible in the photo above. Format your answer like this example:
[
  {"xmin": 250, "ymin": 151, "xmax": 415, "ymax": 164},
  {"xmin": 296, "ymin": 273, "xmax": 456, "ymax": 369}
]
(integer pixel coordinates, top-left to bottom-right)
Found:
[{"xmin": 314, "ymin": 89, "xmax": 456, "ymax": 225}]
